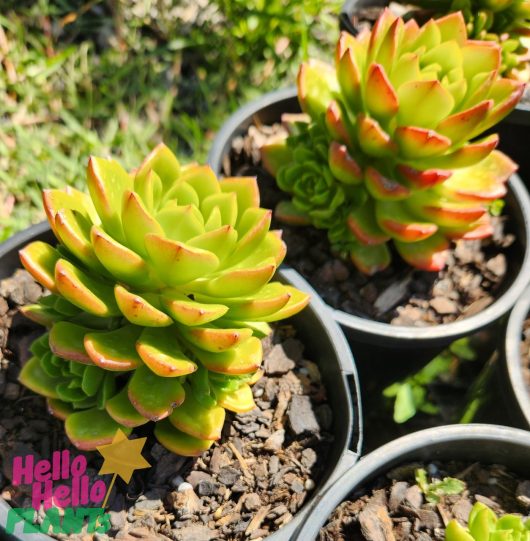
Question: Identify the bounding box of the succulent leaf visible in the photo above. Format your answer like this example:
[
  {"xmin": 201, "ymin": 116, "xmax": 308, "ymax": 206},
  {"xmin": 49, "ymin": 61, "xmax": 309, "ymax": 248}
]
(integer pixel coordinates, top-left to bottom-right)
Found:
[
  {"xmin": 19, "ymin": 356, "xmax": 61, "ymax": 399},
  {"xmin": 47, "ymin": 398, "xmax": 75, "ymax": 420},
  {"xmin": 145, "ymin": 234, "xmax": 220, "ymax": 286},
  {"xmin": 105, "ymin": 387, "xmax": 149, "ymax": 428},
  {"xmin": 154, "ymin": 420, "xmax": 214, "ymax": 457},
  {"xmin": 87, "ymin": 157, "xmax": 131, "ymax": 243},
  {"xmin": 136, "ymin": 327, "xmax": 197, "ymax": 377},
  {"xmin": 169, "ymin": 393, "xmax": 225, "ymax": 440},
  {"xmin": 350, "ymin": 243, "xmax": 392, "ymax": 275},
  {"xmin": 214, "ymin": 382, "xmax": 256, "ymax": 413},
  {"xmin": 55, "ymin": 259, "xmax": 120, "ymax": 317},
  {"xmin": 297, "ymin": 60, "xmax": 338, "ymax": 117},
  {"xmin": 395, "ymin": 234, "xmax": 449, "ymax": 271},
  {"xmin": 190, "ymin": 336, "xmax": 263, "ymax": 375},
  {"xmin": 65, "ymin": 408, "xmax": 131, "ymax": 451},
  {"xmin": 91, "ymin": 225, "xmax": 153, "ymax": 287},
  {"xmin": 49, "ymin": 322, "xmax": 93, "ymax": 364},
  {"xmin": 259, "ymin": 286, "xmax": 310, "ymax": 322},
  {"xmin": 261, "ymin": 140, "xmax": 293, "ymax": 177},
  {"xmin": 161, "ymin": 293, "xmax": 228, "ymax": 326},
  {"xmin": 19, "ymin": 241, "xmax": 61, "ymax": 294},
  {"xmin": 135, "ymin": 143, "xmax": 181, "ymax": 189},
  {"xmin": 128, "ymin": 364, "xmax": 185, "ymax": 421},
  {"xmin": 114, "ymin": 285, "xmax": 173, "ymax": 327},
  {"xmin": 84, "ymin": 325, "xmax": 142, "ymax": 371}
]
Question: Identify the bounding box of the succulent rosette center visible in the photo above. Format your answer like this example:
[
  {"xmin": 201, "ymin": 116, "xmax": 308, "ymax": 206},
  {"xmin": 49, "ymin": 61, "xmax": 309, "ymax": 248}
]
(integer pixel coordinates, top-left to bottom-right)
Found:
[
  {"xmin": 262, "ymin": 10, "xmax": 524, "ymax": 274},
  {"xmin": 18, "ymin": 144, "xmax": 309, "ymax": 455}
]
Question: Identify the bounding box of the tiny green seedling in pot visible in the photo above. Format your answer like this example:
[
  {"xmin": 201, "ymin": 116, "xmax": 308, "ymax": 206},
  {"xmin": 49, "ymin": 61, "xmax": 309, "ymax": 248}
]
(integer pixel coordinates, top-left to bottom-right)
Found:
[
  {"xmin": 262, "ymin": 9, "xmax": 524, "ymax": 274},
  {"xmin": 17, "ymin": 143, "xmax": 310, "ymax": 455}
]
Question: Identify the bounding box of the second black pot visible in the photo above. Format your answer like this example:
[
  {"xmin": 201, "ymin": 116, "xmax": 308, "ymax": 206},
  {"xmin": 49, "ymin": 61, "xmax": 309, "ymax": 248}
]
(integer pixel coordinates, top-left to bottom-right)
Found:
[
  {"xmin": 207, "ymin": 88, "xmax": 530, "ymax": 355},
  {"xmin": 294, "ymin": 424, "xmax": 530, "ymax": 540}
]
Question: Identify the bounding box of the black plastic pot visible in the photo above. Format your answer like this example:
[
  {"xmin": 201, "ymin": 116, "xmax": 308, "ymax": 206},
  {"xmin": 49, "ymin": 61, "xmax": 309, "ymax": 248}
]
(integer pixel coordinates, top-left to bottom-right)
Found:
[
  {"xmin": 0, "ymin": 222, "xmax": 363, "ymax": 541},
  {"xmin": 503, "ymin": 286, "xmax": 530, "ymax": 429},
  {"xmin": 294, "ymin": 424, "xmax": 530, "ymax": 540},
  {"xmin": 207, "ymin": 88, "xmax": 530, "ymax": 355}
]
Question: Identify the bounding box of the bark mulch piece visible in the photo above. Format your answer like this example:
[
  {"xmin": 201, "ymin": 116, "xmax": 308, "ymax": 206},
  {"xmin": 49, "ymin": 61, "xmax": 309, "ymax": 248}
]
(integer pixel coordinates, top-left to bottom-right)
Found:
[
  {"xmin": 320, "ymin": 461, "xmax": 530, "ymax": 541},
  {"xmin": 224, "ymin": 124, "xmax": 514, "ymax": 327},
  {"xmin": 0, "ymin": 269, "xmax": 332, "ymax": 541}
]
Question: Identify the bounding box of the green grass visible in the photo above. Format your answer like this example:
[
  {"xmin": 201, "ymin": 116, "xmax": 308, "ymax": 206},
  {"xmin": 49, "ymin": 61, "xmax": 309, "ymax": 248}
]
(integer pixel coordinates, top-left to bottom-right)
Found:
[{"xmin": 0, "ymin": 0, "xmax": 341, "ymax": 240}]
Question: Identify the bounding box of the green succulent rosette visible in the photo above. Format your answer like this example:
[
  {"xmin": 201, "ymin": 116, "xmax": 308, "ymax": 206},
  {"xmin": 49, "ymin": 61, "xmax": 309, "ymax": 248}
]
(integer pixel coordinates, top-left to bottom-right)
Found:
[
  {"xmin": 446, "ymin": 502, "xmax": 530, "ymax": 541},
  {"xmin": 18, "ymin": 144, "xmax": 309, "ymax": 455},
  {"xmin": 262, "ymin": 10, "xmax": 524, "ymax": 274}
]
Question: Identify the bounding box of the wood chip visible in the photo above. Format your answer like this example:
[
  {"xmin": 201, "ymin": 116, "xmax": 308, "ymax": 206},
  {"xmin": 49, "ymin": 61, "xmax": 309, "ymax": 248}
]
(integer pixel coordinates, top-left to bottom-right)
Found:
[
  {"xmin": 359, "ymin": 504, "xmax": 396, "ymax": 541},
  {"xmin": 374, "ymin": 275, "xmax": 412, "ymax": 315},
  {"xmin": 245, "ymin": 505, "xmax": 271, "ymax": 536},
  {"xmin": 227, "ymin": 441, "xmax": 253, "ymax": 480}
]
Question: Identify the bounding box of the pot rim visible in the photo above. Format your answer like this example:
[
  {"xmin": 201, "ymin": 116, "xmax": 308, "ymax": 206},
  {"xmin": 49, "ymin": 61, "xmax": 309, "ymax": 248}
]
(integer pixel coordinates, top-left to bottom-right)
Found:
[
  {"xmin": 294, "ymin": 423, "xmax": 530, "ymax": 540},
  {"xmin": 208, "ymin": 86, "xmax": 530, "ymax": 343},
  {"xmin": 505, "ymin": 286, "xmax": 530, "ymax": 427},
  {"xmin": 0, "ymin": 220, "xmax": 362, "ymax": 541}
]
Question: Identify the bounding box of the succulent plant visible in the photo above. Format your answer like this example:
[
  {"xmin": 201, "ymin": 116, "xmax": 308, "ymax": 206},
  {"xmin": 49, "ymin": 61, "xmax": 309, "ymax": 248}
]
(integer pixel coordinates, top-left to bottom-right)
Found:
[
  {"xmin": 446, "ymin": 502, "xmax": 530, "ymax": 541},
  {"xmin": 262, "ymin": 10, "xmax": 524, "ymax": 274},
  {"xmin": 18, "ymin": 144, "xmax": 309, "ymax": 455},
  {"xmin": 409, "ymin": 0, "xmax": 530, "ymax": 79}
]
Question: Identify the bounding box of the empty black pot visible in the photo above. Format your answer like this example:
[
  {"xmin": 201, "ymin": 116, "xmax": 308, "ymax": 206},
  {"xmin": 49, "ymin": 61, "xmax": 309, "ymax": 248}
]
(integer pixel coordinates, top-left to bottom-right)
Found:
[{"xmin": 294, "ymin": 424, "xmax": 530, "ymax": 540}]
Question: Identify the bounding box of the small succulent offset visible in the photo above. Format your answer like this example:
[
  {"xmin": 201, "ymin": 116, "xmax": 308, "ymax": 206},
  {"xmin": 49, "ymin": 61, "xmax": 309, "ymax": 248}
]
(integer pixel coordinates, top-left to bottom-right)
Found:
[
  {"xmin": 446, "ymin": 502, "xmax": 530, "ymax": 541},
  {"xmin": 415, "ymin": 468, "xmax": 465, "ymax": 503},
  {"xmin": 18, "ymin": 144, "xmax": 309, "ymax": 456},
  {"xmin": 262, "ymin": 10, "xmax": 524, "ymax": 274},
  {"xmin": 409, "ymin": 0, "xmax": 530, "ymax": 80}
]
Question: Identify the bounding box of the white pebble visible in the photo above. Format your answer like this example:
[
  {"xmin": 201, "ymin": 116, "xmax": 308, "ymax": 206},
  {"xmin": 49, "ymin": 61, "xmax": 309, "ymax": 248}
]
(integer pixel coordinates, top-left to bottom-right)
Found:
[
  {"xmin": 177, "ymin": 481, "xmax": 193, "ymax": 492},
  {"xmin": 305, "ymin": 479, "xmax": 315, "ymax": 491}
]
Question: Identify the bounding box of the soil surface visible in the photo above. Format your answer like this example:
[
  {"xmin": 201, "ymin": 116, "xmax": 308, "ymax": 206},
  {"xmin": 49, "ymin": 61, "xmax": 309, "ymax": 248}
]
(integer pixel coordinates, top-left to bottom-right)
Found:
[
  {"xmin": 0, "ymin": 269, "xmax": 333, "ymax": 541},
  {"xmin": 223, "ymin": 125, "xmax": 514, "ymax": 327},
  {"xmin": 319, "ymin": 461, "xmax": 530, "ymax": 541},
  {"xmin": 520, "ymin": 317, "xmax": 530, "ymax": 392}
]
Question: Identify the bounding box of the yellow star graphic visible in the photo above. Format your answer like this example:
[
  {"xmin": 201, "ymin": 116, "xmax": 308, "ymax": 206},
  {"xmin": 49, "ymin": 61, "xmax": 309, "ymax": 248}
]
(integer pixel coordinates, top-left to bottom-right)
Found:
[{"xmin": 96, "ymin": 429, "xmax": 151, "ymax": 484}]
